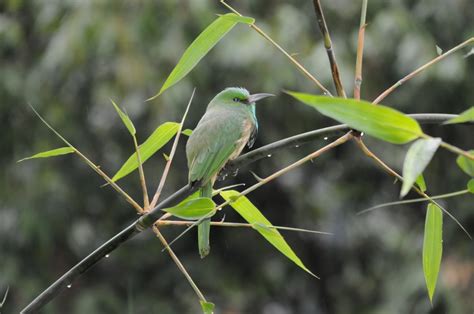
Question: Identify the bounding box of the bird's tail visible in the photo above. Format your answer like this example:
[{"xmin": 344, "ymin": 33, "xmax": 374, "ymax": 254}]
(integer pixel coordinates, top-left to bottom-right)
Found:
[{"xmin": 198, "ymin": 182, "xmax": 212, "ymax": 258}]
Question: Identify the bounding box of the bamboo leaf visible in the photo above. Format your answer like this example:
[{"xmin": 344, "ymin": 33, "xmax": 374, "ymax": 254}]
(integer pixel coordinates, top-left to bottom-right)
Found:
[
  {"xmin": 456, "ymin": 150, "xmax": 474, "ymax": 177},
  {"xmin": 110, "ymin": 99, "xmax": 136, "ymax": 135},
  {"xmin": 423, "ymin": 203, "xmax": 443, "ymax": 303},
  {"xmin": 148, "ymin": 13, "xmax": 255, "ymax": 100},
  {"xmin": 416, "ymin": 174, "xmax": 427, "ymax": 192},
  {"xmin": 111, "ymin": 122, "xmax": 180, "ymax": 182},
  {"xmin": 444, "ymin": 107, "xmax": 474, "ymax": 124},
  {"xmin": 468, "ymin": 179, "xmax": 474, "ymax": 193},
  {"xmin": 18, "ymin": 147, "xmax": 75, "ymax": 162},
  {"xmin": 401, "ymin": 138, "xmax": 441, "ymax": 197},
  {"xmin": 287, "ymin": 92, "xmax": 423, "ymax": 144},
  {"xmin": 182, "ymin": 129, "xmax": 193, "ymax": 136},
  {"xmin": 220, "ymin": 190, "xmax": 317, "ymax": 277},
  {"xmin": 162, "ymin": 197, "xmax": 215, "ymax": 220},
  {"xmin": 200, "ymin": 301, "xmax": 215, "ymax": 314}
]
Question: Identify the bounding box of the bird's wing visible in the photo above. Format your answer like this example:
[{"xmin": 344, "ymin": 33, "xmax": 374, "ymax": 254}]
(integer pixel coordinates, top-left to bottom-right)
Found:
[{"xmin": 187, "ymin": 114, "xmax": 244, "ymax": 184}]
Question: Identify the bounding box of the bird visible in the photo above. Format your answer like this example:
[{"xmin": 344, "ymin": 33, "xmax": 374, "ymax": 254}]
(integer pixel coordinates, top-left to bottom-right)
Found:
[{"xmin": 186, "ymin": 87, "xmax": 274, "ymax": 258}]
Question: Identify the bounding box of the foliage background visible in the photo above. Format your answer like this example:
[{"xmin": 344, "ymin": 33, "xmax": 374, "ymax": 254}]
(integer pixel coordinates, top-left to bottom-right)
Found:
[{"xmin": 1, "ymin": 0, "xmax": 473, "ymax": 313}]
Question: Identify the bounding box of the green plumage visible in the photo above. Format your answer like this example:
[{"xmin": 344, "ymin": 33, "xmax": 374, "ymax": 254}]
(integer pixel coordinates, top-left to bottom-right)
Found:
[{"xmin": 186, "ymin": 87, "xmax": 272, "ymax": 258}]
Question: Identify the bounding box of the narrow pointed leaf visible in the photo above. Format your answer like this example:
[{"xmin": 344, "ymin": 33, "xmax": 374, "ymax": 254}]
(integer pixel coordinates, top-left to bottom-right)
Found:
[
  {"xmin": 415, "ymin": 174, "xmax": 427, "ymax": 192},
  {"xmin": 220, "ymin": 190, "xmax": 317, "ymax": 277},
  {"xmin": 467, "ymin": 179, "xmax": 474, "ymax": 193},
  {"xmin": 18, "ymin": 147, "xmax": 75, "ymax": 162},
  {"xmin": 423, "ymin": 203, "xmax": 443, "ymax": 303},
  {"xmin": 148, "ymin": 13, "xmax": 255, "ymax": 100},
  {"xmin": 200, "ymin": 301, "xmax": 215, "ymax": 314},
  {"xmin": 110, "ymin": 99, "xmax": 136, "ymax": 135},
  {"xmin": 162, "ymin": 197, "xmax": 215, "ymax": 220},
  {"xmin": 401, "ymin": 138, "xmax": 441, "ymax": 197},
  {"xmin": 111, "ymin": 122, "xmax": 180, "ymax": 182},
  {"xmin": 444, "ymin": 107, "xmax": 474, "ymax": 124},
  {"xmin": 182, "ymin": 129, "xmax": 193, "ymax": 136},
  {"xmin": 287, "ymin": 92, "xmax": 423, "ymax": 144},
  {"xmin": 456, "ymin": 150, "xmax": 474, "ymax": 177}
]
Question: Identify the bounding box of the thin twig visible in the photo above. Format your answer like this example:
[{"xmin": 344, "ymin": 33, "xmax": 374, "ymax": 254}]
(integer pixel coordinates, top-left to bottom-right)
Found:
[
  {"xmin": 220, "ymin": 0, "xmax": 332, "ymax": 96},
  {"xmin": 153, "ymin": 226, "xmax": 207, "ymax": 302},
  {"xmin": 156, "ymin": 220, "xmax": 333, "ymax": 235},
  {"xmin": 373, "ymin": 37, "xmax": 474, "ymax": 104},
  {"xmin": 133, "ymin": 135, "xmax": 149, "ymax": 212},
  {"xmin": 357, "ymin": 189, "xmax": 470, "ymax": 215},
  {"xmin": 354, "ymin": 137, "xmax": 471, "ymax": 238},
  {"xmin": 354, "ymin": 0, "xmax": 368, "ymax": 99},
  {"xmin": 162, "ymin": 131, "xmax": 354, "ymax": 250},
  {"xmin": 312, "ymin": 0, "xmax": 346, "ymax": 97},
  {"xmin": 439, "ymin": 140, "xmax": 474, "ymax": 161},
  {"xmin": 29, "ymin": 105, "xmax": 143, "ymax": 212},
  {"xmin": 149, "ymin": 89, "xmax": 195, "ymax": 209}
]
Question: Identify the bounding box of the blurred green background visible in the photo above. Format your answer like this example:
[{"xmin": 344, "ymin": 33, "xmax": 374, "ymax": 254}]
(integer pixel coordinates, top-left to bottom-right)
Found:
[{"xmin": 1, "ymin": 0, "xmax": 473, "ymax": 313}]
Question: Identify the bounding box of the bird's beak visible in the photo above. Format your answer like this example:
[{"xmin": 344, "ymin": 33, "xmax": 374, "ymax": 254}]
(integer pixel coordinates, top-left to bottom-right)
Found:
[{"xmin": 247, "ymin": 93, "xmax": 275, "ymax": 104}]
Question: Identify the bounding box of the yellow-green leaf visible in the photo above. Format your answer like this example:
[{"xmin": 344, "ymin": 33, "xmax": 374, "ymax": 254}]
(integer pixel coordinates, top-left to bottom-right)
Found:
[
  {"xmin": 423, "ymin": 203, "xmax": 443, "ymax": 303},
  {"xmin": 148, "ymin": 13, "xmax": 255, "ymax": 100},
  {"xmin": 110, "ymin": 99, "xmax": 136, "ymax": 135},
  {"xmin": 220, "ymin": 190, "xmax": 317, "ymax": 277},
  {"xmin": 444, "ymin": 107, "xmax": 474, "ymax": 124},
  {"xmin": 182, "ymin": 129, "xmax": 193, "ymax": 136},
  {"xmin": 401, "ymin": 138, "xmax": 441, "ymax": 197},
  {"xmin": 415, "ymin": 174, "xmax": 427, "ymax": 192},
  {"xmin": 456, "ymin": 150, "xmax": 474, "ymax": 177},
  {"xmin": 200, "ymin": 301, "xmax": 215, "ymax": 314},
  {"xmin": 162, "ymin": 197, "xmax": 215, "ymax": 220},
  {"xmin": 467, "ymin": 179, "xmax": 474, "ymax": 193},
  {"xmin": 18, "ymin": 147, "xmax": 75, "ymax": 162},
  {"xmin": 287, "ymin": 92, "xmax": 423, "ymax": 144},
  {"xmin": 111, "ymin": 122, "xmax": 180, "ymax": 182}
]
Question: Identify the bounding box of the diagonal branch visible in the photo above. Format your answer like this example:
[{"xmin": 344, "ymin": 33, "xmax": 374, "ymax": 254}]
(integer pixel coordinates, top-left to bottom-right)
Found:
[
  {"xmin": 220, "ymin": 0, "xmax": 333, "ymax": 96},
  {"xmin": 312, "ymin": 0, "xmax": 346, "ymax": 97},
  {"xmin": 373, "ymin": 37, "xmax": 474, "ymax": 104}
]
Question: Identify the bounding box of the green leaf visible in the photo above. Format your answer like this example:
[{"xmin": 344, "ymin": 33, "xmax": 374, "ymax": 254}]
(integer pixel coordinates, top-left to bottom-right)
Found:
[
  {"xmin": 423, "ymin": 203, "xmax": 443, "ymax": 303},
  {"xmin": 110, "ymin": 99, "xmax": 136, "ymax": 135},
  {"xmin": 162, "ymin": 197, "xmax": 215, "ymax": 220},
  {"xmin": 415, "ymin": 174, "xmax": 427, "ymax": 192},
  {"xmin": 401, "ymin": 138, "xmax": 441, "ymax": 197},
  {"xmin": 111, "ymin": 122, "xmax": 180, "ymax": 182},
  {"xmin": 182, "ymin": 129, "xmax": 193, "ymax": 136},
  {"xmin": 200, "ymin": 301, "xmax": 215, "ymax": 314},
  {"xmin": 148, "ymin": 13, "xmax": 255, "ymax": 100},
  {"xmin": 444, "ymin": 107, "xmax": 474, "ymax": 124},
  {"xmin": 456, "ymin": 150, "xmax": 474, "ymax": 177},
  {"xmin": 286, "ymin": 92, "xmax": 423, "ymax": 144},
  {"xmin": 220, "ymin": 190, "xmax": 317, "ymax": 277},
  {"xmin": 18, "ymin": 147, "xmax": 75, "ymax": 162},
  {"xmin": 467, "ymin": 179, "xmax": 474, "ymax": 193}
]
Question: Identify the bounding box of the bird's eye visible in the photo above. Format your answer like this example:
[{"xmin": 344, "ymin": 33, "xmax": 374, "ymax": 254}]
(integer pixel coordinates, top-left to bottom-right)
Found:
[{"xmin": 232, "ymin": 97, "xmax": 240, "ymax": 102}]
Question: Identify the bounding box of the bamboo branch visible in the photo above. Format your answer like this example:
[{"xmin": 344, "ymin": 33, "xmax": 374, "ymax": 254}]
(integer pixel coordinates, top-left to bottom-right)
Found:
[
  {"xmin": 373, "ymin": 37, "xmax": 474, "ymax": 104},
  {"xmin": 312, "ymin": 0, "xmax": 346, "ymax": 97},
  {"xmin": 149, "ymin": 89, "xmax": 195, "ymax": 209},
  {"xmin": 153, "ymin": 227, "xmax": 207, "ymax": 302},
  {"xmin": 220, "ymin": 0, "xmax": 333, "ymax": 96},
  {"xmin": 354, "ymin": 137, "xmax": 471, "ymax": 238},
  {"xmin": 354, "ymin": 0, "xmax": 368, "ymax": 99},
  {"xmin": 21, "ymin": 113, "xmax": 463, "ymax": 312},
  {"xmin": 133, "ymin": 135, "xmax": 149, "ymax": 212},
  {"xmin": 357, "ymin": 189, "xmax": 470, "ymax": 215}
]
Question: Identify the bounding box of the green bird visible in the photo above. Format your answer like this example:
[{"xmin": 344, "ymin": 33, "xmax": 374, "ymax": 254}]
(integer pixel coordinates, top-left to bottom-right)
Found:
[{"xmin": 186, "ymin": 87, "xmax": 273, "ymax": 258}]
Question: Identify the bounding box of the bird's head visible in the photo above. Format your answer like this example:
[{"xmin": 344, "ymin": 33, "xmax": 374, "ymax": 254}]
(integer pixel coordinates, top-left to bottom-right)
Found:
[{"xmin": 210, "ymin": 87, "xmax": 274, "ymax": 107}]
